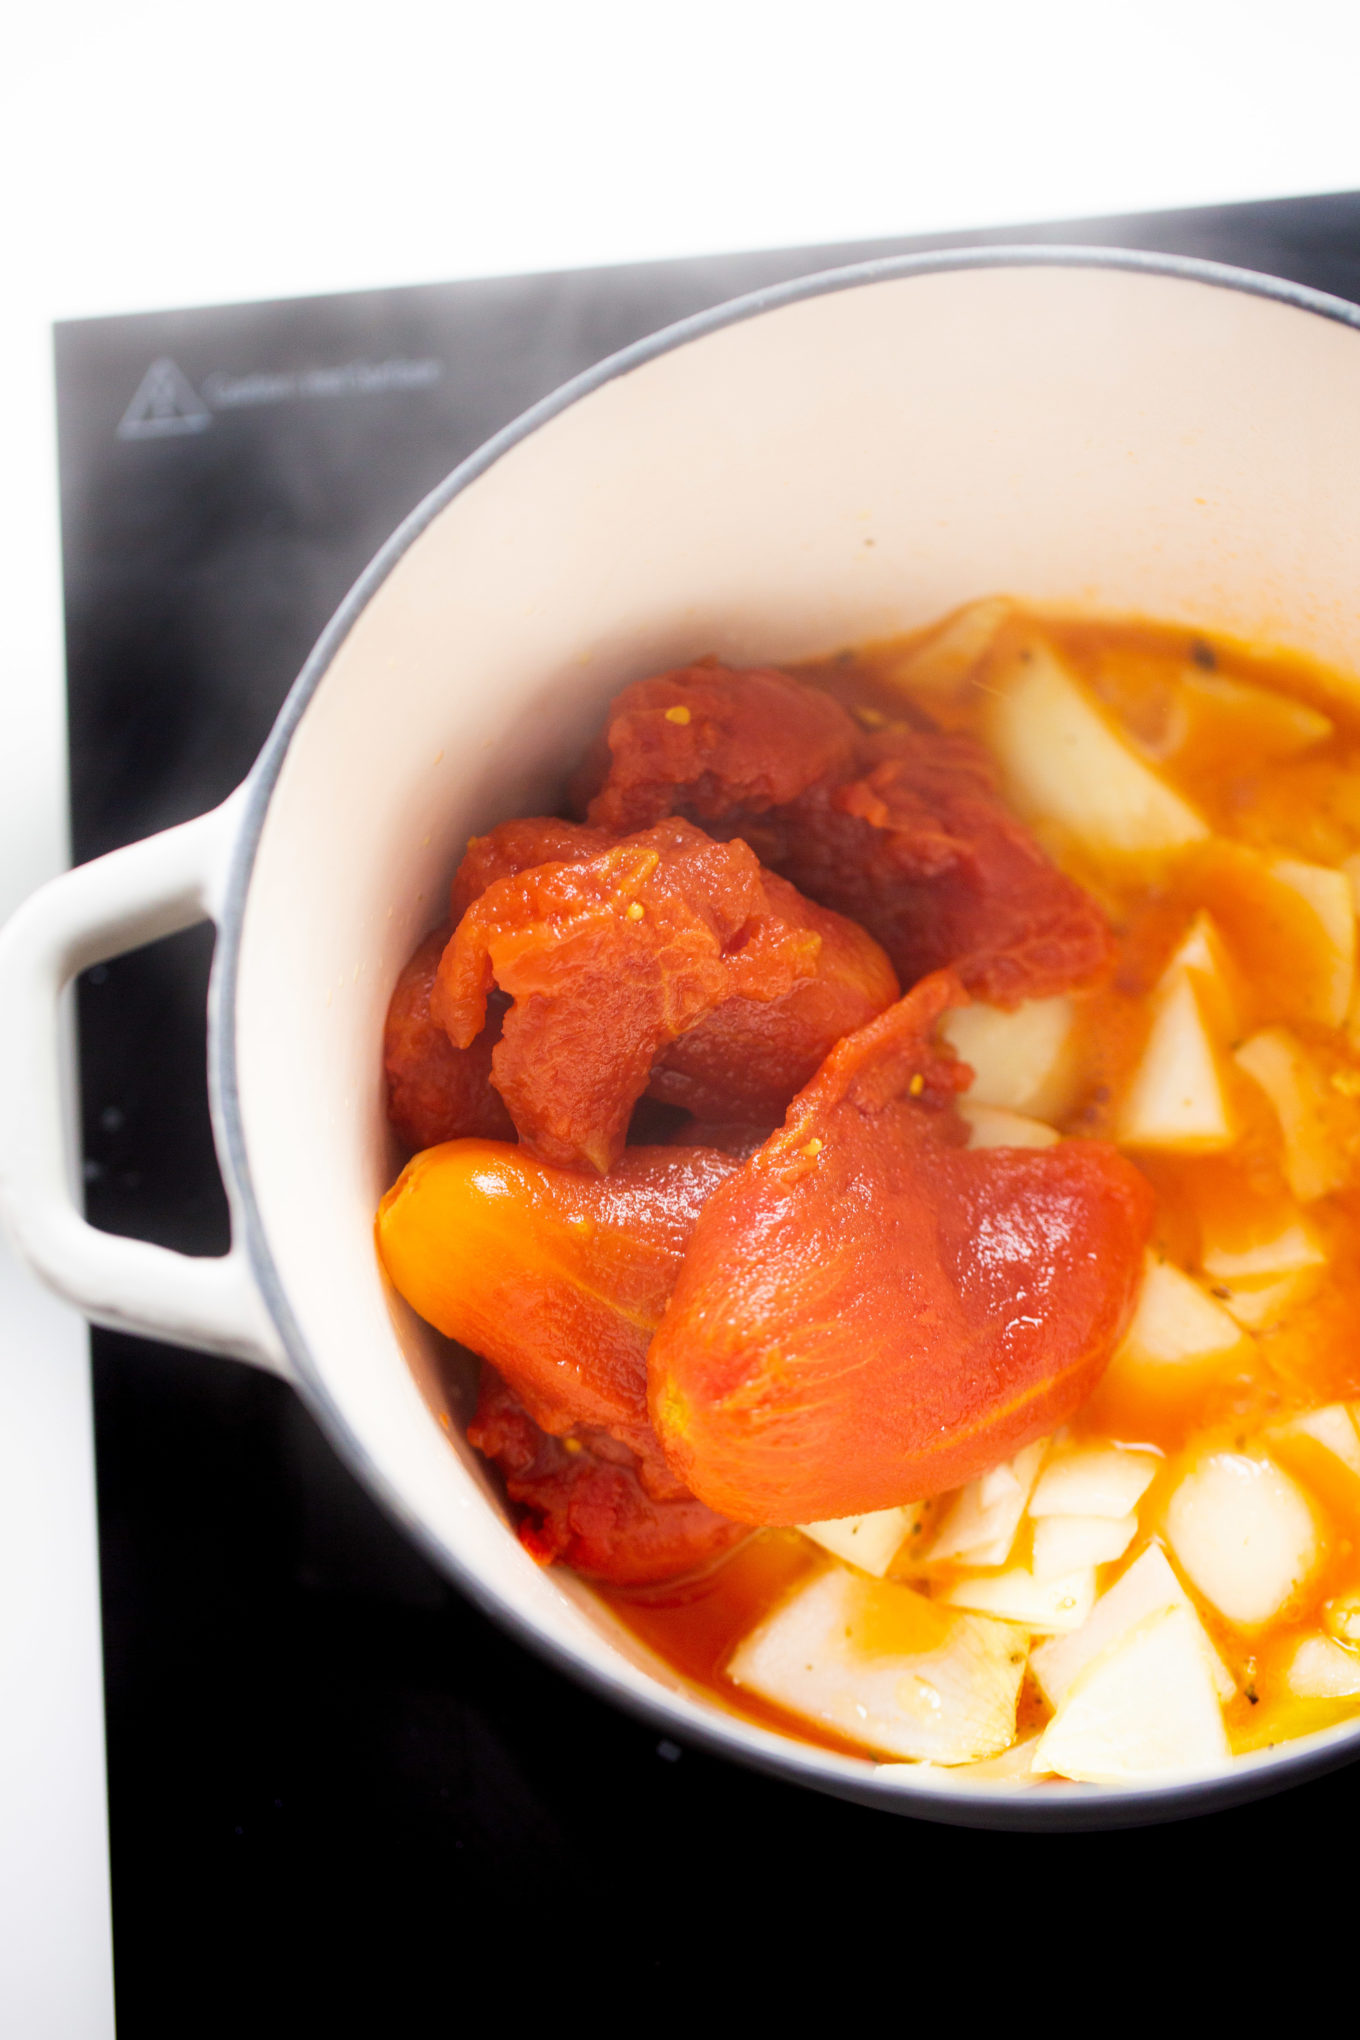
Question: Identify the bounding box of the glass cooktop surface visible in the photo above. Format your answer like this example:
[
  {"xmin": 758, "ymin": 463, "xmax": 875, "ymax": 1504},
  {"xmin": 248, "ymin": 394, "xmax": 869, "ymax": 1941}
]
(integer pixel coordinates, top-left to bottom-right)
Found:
[{"xmin": 55, "ymin": 192, "xmax": 1360, "ymax": 2016}]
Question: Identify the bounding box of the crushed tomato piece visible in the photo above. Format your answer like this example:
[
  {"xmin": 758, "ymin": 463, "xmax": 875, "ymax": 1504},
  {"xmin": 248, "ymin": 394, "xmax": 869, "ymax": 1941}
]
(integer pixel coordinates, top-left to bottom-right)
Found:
[
  {"xmin": 774, "ymin": 725, "xmax": 1114, "ymax": 1004},
  {"xmin": 575, "ymin": 661, "xmax": 856, "ymax": 833},
  {"xmin": 382, "ymin": 927, "xmax": 514, "ymax": 1150},
  {"xmin": 439, "ymin": 814, "xmax": 898, "ymax": 1130},
  {"xmin": 449, "ymin": 816, "xmax": 613, "ymax": 921},
  {"xmin": 434, "ymin": 818, "xmax": 842, "ymax": 1171},
  {"xmin": 469, "ymin": 1367, "xmax": 747, "ymax": 1586},
  {"xmin": 649, "ymin": 867, "xmax": 898, "ymax": 1120},
  {"xmin": 649, "ymin": 972, "xmax": 1155, "ymax": 1524},
  {"xmin": 581, "ymin": 662, "xmax": 1112, "ymax": 1004}
]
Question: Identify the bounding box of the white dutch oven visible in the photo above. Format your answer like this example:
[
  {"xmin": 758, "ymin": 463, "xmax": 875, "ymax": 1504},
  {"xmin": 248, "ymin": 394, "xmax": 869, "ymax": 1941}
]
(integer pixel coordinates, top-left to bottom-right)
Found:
[{"xmin": 5, "ymin": 249, "xmax": 1360, "ymax": 1830}]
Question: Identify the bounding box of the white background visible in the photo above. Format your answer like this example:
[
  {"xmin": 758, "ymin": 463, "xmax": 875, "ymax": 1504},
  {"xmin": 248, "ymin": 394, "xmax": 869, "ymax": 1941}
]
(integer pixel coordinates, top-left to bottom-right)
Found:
[{"xmin": 4, "ymin": 3, "xmax": 1360, "ymax": 2029}]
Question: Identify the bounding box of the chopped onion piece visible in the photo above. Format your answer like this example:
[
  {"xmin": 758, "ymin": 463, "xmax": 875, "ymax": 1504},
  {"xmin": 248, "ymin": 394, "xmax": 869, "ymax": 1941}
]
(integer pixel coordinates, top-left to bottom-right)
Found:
[
  {"xmin": 1267, "ymin": 1406, "xmax": 1360, "ymax": 1534},
  {"xmin": 1161, "ymin": 671, "xmax": 1332, "ymax": 768},
  {"xmin": 1269, "ymin": 1403, "xmax": 1360, "ymax": 1481},
  {"xmin": 1029, "ymin": 1446, "xmax": 1160, "ymax": 1520},
  {"xmin": 955, "ymin": 1733, "xmax": 1047, "ymax": 1782},
  {"xmin": 939, "ymin": 1565, "xmax": 1096, "ymax": 1633},
  {"xmin": 1193, "ymin": 842, "xmax": 1358, "ymax": 1031},
  {"xmin": 1165, "ymin": 1452, "xmax": 1319, "ymax": 1629},
  {"xmin": 1121, "ymin": 1256, "xmax": 1245, "ymax": 1361},
  {"xmin": 728, "ymin": 1566, "xmax": 1027, "ymax": 1764},
  {"xmin": 1324, "ymin": 1592, "xmax": 1360, "ymax": 1646},
  {"xmin": 988, "ymin": 634, "xmax": 1208, "ymax": 858},
  {"xmin": 1201, "ymin": 1221, "xmax": 1325, "ymax": 1281},
  {"xmin": 1031, "ymin": 1544, "xmax": 1235, "ymax": 1707},
  {"xmin": 1234, "ymin": 1028, "xmax": 1349, "ymax": 1202},
  {"xmin": 1269, "ymin": 859, "xmax": 1356, "ymax": 1028},
  {"xmin": 887, "ymin": 1733, "xmax": 1046, "ymax": 1784},
  {"xmin": 941, "ymin": 996, "xmax": 1075, "ymax": 1119},
  {"xmin": 1215, "ymin": 1272, "xmax": 1313, "ymax": 1331},
  {"xmin": 1285, "ymin": 1634, "xmax": 1360, "ymax": 1700},
  {"xmin": 959, "ymin": 1101, "xmax": 1061, "ymax": 1149},
  {"xmin": 979, "ymin": 1457, "xmax": 1027, "ymax": 1508},
  {"xmin": 1117, "ymin": 974, "xmax": 1234, "ymax": 1152},
  {"xmin": 1030, "ymin": 1512, "xmax": 1138, "ymax": 1579},
  {"xmin": 1033, "ymin": 1604, "xmax": 1231, "ymax": 1783},
  {"xmin": 1155, "ymin": 911, "xmax": 1241, "ymax": 1037},
  {"xmin": 884, "ymin": 596, "xmax": 1014, "ymax": 695},
  {"xmin": 925, "ymin": 1439, "xmax": 1049, "ymax": 1567},
  {"xmin": 799, "ymin": 1505, "xmax": 916, "ymax": 1578},
  {"xmin": 1159, "ymin": 911, "xmax": 1223, "ymax": 981}
]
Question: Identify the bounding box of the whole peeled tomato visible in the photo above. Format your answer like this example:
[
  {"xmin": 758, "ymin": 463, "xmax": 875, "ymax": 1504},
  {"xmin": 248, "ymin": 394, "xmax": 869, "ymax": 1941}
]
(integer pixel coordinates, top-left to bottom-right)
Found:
[{"xmin": 648, "ymin": 974, "xmax": 1155, "ymax": 1524}]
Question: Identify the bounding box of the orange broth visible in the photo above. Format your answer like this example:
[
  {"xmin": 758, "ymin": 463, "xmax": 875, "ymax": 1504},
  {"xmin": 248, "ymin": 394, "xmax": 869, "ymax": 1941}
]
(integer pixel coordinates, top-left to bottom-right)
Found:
[{"xmin": 603, "ymin": 605, "xmax": 1360, "ymax": 1764}]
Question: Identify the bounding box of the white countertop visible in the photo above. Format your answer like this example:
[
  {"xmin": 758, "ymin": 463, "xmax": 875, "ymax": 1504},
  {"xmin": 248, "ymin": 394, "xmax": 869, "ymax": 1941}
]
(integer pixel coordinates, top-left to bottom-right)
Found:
[{"xmin": 3, "ymin": 1, "xmax": 1360, "ymax": 2028}]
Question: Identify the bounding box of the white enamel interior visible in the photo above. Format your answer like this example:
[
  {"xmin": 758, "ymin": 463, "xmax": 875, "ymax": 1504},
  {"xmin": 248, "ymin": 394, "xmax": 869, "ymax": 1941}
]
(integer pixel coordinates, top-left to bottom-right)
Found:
[{"xmin": 231, "ymin": 261, "xmax": 1360, "ymax": 1818}]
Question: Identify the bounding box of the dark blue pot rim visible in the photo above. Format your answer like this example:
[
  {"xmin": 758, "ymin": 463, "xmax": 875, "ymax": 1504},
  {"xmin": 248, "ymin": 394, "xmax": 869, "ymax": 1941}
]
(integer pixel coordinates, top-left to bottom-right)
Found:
[{"xmin": 209, "ymin": 243, "xmax": 1360, "ymax": 1831}]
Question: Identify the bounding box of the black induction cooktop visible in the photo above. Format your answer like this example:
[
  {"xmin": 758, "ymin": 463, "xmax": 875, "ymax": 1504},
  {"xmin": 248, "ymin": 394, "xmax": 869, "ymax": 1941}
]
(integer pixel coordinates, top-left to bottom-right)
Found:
[{"xmin": 55, "ymin": 195, "xmax": 1360, "ymax": 2022}]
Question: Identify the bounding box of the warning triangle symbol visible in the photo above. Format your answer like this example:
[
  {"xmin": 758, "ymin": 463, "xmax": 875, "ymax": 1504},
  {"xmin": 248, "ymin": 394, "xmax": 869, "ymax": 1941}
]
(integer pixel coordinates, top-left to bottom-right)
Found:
[{"xmin": 116, "ymin": 358, "xmax": 212, "ymax": 440}]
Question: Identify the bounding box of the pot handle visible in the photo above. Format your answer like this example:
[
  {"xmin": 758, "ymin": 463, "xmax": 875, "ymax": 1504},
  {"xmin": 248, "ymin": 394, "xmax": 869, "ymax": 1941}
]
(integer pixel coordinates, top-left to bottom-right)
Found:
[{"xmin": 0, "ymin": 789, "xmax": 288, "ymax": 1376}]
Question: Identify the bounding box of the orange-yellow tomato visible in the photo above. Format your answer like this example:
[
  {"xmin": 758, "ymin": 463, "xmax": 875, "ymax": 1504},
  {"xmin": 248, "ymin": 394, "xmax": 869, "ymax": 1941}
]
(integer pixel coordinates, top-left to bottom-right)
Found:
[{"xmin": 376, "ymin": 1137, "xmax": 741, "ymax": 1459}]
